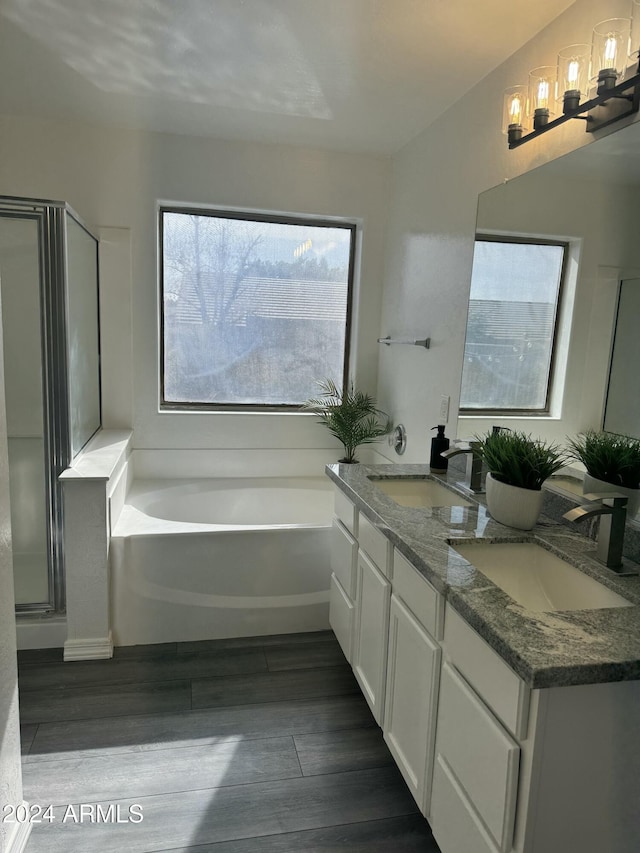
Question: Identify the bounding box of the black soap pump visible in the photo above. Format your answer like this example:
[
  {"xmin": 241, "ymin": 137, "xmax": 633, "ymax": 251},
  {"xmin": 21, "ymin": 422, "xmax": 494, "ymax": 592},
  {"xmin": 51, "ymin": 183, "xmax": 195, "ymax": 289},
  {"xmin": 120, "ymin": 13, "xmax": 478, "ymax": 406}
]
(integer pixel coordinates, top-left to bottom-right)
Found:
[{"xmin": 430, "ymin": 425, "xmax": 450, "ymax": 474}]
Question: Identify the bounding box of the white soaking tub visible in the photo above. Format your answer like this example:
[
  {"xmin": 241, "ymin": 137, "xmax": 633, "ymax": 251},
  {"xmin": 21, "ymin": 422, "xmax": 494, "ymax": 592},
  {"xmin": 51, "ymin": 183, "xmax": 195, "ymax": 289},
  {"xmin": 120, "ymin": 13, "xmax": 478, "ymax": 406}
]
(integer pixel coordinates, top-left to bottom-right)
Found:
[{"xmin": 110, "ymin": 477, "xmax": 335, "ymax": 646}]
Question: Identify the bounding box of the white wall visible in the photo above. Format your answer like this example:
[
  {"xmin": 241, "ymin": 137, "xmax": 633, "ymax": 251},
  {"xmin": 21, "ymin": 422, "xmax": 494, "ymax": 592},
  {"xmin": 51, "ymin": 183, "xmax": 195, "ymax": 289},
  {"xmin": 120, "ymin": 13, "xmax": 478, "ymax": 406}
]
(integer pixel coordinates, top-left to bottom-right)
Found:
[
  {"xmin": 376, "ymin": 0, "xmax": 639, "ymax": 462},
  {"xmin": 0, "ymin": 291, "xmax": 26, "ymax": 853},
  {"xmin": 0, "ymin": 117, "xmax": 392, "ymax": 459}
]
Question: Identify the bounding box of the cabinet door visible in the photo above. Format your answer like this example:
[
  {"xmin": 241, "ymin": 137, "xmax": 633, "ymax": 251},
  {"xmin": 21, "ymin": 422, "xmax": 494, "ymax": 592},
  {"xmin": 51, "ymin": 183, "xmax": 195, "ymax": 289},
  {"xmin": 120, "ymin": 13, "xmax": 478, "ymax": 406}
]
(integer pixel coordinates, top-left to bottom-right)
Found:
[
  {"xmin": 330, "ymin": 518, "xmax": 357, "ymax": 598},
  {"xmin": 329, "ymin": 573, "xmax": 354, "ymax": 663},
  {"xmin": 352, "ymin": 549, "xmax": 391, "ymax": 724},
  {"xmin": 384, "ymin": 593, "xmax": 441, "ymax": 816},
  {"xmin": 432, "ymin": 663, "xmax": 520, "ymax": 853}
]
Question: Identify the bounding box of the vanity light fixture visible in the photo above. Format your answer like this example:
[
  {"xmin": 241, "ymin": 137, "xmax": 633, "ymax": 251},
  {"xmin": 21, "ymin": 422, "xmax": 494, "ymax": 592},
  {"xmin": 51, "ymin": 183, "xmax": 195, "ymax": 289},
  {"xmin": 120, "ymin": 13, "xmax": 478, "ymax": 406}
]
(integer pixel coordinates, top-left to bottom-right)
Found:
[{"xmin": 505, "ymin": 15, "xmax": 640, "ymax": 148}]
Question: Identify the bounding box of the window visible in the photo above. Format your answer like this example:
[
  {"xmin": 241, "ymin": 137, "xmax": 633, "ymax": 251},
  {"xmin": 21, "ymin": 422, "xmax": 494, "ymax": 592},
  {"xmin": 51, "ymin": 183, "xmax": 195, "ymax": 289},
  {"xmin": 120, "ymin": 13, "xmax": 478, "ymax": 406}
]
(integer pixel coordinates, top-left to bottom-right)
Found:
[
  {"xmin": 160, "ymin": 208, "xmax": 355, "ymax": 409},
  {"xmin": 460, "ymin": 237, "xmax": 567, "ymax": 413}
]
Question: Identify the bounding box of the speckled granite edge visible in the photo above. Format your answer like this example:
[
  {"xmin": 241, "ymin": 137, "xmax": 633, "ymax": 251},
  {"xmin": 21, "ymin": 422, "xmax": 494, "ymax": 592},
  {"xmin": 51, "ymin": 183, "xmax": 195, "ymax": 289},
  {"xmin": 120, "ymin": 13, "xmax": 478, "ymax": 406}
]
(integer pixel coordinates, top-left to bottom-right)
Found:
[{"xmin": 326, "ymin": 462, "xmax": 640, "ymax": 690}]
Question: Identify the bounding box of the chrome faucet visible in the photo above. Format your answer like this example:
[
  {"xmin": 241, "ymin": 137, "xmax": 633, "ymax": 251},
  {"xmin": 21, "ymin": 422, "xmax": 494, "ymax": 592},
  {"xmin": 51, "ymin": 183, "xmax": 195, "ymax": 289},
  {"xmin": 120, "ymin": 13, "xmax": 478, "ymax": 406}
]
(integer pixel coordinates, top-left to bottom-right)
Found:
[
  {"xmin": 563, "ymin": 493, "xmax": 628, "ymax": 572},
  {"xmin": 440, "ymin": 440, "xmax": 484, "ymax": 493}
]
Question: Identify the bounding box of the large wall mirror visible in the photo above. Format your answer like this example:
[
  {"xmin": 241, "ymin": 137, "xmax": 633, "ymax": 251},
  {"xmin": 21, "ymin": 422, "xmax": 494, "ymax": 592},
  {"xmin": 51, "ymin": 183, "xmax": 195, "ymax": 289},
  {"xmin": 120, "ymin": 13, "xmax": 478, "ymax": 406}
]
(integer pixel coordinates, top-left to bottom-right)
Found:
[
  {"xmin": 604, "ymin": 277, "xmax": 640, "ymax": 437},
  {"xmin": 461, "ymin": 120, "xmax": 640, "ymax": 443}
]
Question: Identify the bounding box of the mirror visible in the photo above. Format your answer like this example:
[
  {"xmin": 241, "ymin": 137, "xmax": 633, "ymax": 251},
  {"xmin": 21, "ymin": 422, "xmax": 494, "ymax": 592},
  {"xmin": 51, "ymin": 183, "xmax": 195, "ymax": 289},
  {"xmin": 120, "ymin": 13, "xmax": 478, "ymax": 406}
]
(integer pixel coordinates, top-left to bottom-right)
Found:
[
  {"xmin": 465, "ymin": 120, "xmax": 640, "ymax": 444},
  {"xmin": 604, "ymin": 278, "xmax": 640, "ymax": 437}
]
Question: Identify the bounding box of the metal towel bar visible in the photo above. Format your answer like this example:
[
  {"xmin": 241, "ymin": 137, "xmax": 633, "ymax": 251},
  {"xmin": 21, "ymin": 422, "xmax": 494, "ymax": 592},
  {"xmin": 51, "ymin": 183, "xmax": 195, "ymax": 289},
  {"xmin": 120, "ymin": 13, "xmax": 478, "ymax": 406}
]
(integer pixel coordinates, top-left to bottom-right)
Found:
[{"xmin": 377, "ymin": 336, "xmax": 430, "ymax": 349}]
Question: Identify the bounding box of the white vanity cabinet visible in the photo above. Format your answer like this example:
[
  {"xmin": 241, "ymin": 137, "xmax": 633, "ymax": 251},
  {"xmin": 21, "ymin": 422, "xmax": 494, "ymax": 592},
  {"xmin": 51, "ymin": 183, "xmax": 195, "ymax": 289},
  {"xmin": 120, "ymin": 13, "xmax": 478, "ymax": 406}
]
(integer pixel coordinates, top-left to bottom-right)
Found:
[
  {"xmin": 329, "ymin": 484, "xmax": 640, "ymax": 853},
  {"xmin": 383, "ymin": 549, "xmax": 443, "ymax": 816},
  {"xmin": 430, "ymin": 605, "xmax": 527, "ymax": 853},
  {"xmin": 431, "ymin": 604, "xmax": 640, "ymax": 853}
]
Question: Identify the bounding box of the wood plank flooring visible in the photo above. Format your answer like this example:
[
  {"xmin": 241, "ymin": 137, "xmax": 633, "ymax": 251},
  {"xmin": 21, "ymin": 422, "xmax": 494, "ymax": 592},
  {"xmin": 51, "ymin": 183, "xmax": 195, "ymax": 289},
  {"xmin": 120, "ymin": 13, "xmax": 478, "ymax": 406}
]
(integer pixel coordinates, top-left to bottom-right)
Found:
[{"xmin": 18, "ymin": 631, "xmax": 441, "ymax": 852}]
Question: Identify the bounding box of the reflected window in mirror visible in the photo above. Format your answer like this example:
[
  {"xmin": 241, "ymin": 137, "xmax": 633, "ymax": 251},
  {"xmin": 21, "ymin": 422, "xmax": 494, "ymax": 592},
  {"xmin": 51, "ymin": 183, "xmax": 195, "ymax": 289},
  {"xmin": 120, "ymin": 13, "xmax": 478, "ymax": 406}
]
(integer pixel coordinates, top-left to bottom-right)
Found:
[{"xmin": 460, "ymin": 236, "xmax": 568, "ymax": 414}]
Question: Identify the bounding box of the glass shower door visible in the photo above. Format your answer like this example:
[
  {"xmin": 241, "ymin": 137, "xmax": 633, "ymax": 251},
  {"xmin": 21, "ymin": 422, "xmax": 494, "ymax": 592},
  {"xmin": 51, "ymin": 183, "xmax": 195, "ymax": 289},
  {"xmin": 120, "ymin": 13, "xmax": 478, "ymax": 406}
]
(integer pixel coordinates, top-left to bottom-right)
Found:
[
  {"xmin": 0, "ymin": 197, "xmax": 102, "ymax": 615},
  {"xmin": 0, "ymin": 213, "xmax": 50, "ymax": 607},
  {"xmin": 65, "ymin": 211, "xmax": 101, "ymax": 457}
]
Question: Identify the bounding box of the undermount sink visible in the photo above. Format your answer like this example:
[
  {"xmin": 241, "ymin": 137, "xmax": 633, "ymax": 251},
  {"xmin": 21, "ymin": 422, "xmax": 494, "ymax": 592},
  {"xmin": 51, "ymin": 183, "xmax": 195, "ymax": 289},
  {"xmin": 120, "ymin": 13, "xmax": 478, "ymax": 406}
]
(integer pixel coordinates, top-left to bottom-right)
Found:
[
  {"xmin": 369, "ymin": 477, "xmax": 473, "ymax": 509},
  {"xmin": 451, "ymin": 541, "xmax": 632, "ymax": 612}
]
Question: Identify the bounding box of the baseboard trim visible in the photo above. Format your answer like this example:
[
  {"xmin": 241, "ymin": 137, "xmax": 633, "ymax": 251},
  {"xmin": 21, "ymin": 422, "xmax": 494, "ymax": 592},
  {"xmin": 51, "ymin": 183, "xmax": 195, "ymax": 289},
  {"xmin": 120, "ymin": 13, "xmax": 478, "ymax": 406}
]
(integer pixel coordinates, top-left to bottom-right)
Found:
[
  {"xmin": 5, "ymin": 804, "xmax": 33, "ymax": 853},
  {"xmin": 64, "ymin": 632, "xmax": 113, "ymax": 661},
  {"xmin": 16, "ymin": 617, "xmax": 67, "ymax": 650}
]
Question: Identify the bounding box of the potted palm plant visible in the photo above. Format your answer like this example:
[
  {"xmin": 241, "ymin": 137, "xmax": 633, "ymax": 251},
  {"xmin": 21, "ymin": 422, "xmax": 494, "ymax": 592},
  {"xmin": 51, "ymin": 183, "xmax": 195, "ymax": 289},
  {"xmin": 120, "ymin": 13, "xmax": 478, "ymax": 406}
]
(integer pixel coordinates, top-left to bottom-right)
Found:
[
  {"xmin": 477, "ymin": 429, "xmax": 567, "ymax": 530},
  {"xmin": 566, "ymin": 430, "xmax": 640, "ymax": 516},
  {"xmin": 304, "ymin": 379, "xmax": 393, "ymax": 463}
]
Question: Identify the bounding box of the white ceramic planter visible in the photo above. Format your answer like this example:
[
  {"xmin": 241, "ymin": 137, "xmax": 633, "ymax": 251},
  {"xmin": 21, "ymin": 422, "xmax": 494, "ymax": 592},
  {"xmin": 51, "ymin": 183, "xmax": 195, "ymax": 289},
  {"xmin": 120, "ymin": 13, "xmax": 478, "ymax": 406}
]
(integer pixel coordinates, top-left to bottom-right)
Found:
[
  {"xmin": 582, "ymin": 474, "xmax": 640, "ymax": 518},
  {"xmin": 485, "ymin": 473, "xmax": 544, "ymax": 531}
]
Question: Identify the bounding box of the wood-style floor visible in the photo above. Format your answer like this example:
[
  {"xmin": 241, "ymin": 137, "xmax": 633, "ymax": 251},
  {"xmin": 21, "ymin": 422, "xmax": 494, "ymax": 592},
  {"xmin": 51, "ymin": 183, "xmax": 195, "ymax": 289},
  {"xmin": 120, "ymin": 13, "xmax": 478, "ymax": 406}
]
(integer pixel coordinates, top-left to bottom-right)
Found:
[{"xmin": 18, "ymin": 631, "xmax": 441, "ymax": 852}]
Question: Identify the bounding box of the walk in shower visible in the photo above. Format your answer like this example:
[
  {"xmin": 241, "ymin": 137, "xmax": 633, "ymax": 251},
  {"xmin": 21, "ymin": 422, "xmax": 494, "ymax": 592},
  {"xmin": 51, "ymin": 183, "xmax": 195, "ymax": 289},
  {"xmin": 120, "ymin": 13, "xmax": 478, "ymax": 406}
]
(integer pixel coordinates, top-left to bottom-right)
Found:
[{"xmin": 0, "ymin": 197, "xmax": 101, "ymax": 614}]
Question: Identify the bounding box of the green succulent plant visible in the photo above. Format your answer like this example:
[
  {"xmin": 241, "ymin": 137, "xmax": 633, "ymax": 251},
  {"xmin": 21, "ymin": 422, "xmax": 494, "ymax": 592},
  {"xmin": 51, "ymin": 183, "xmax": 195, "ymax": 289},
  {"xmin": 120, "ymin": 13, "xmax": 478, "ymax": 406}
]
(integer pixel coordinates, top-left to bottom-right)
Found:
[
  {"xmin": 566, "ymin": 430, "xmax": 640, "ymax": 489},
  {"xmin": 477, "ymin": 429, "xmax": 567, "ymax": 491},
  {"xmin": 304, "ymin": 379, "xmax": 393, "ymax": 464}
]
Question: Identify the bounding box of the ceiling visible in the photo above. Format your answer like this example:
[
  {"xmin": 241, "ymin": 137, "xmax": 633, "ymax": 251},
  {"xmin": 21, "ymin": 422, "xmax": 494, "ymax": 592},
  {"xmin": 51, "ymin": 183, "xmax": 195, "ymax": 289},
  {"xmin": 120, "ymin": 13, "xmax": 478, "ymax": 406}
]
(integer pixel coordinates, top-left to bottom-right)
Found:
[{"xmin": 0, "ymin": 0, "xmax": 573, "ymax": 155}]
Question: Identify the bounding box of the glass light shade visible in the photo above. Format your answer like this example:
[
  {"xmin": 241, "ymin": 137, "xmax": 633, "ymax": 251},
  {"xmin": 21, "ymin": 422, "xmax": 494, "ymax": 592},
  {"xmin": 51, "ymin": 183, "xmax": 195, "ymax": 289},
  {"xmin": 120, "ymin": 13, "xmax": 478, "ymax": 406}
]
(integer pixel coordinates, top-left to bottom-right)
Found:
[
  {"xmin": 591, "ymin": 18, "xmax": 631, "ymax": 80},
  {"xmin": 502, "ymin": 85, "xmax": 527, "ymax": 134},
  {"xmin": 527, "ymin": 66, "xmax": 557, "ymax": 118},
  {"xmin": 631, "ymin": 0, "xmax": 640, "ymax": 59},
  {"xmin": 557, "ymin": 44, "xmax": 591, "ymax": 99}
]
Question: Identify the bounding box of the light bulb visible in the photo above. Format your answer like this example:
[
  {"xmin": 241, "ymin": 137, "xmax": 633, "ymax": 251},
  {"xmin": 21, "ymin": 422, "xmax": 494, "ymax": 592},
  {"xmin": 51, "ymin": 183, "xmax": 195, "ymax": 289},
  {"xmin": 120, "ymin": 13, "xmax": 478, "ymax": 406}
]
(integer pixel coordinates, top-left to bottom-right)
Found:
[
  {"xmin": 503, "ymin": 85, "xmax": 527, "ymax": 142},
  {"xmin": 536, "ymin": 80, "xmax": 550, "ymax": 109},
  {"xmin": 509, "ymin": 95, "xmax": 523, "ymax": 124},
  {"xmin": 604, "ymin": 35, "xmax": 618, "ymax": 65},
  {"xmin": 567, "ymin": 60, "xmax": 580, "ymax": 84}
]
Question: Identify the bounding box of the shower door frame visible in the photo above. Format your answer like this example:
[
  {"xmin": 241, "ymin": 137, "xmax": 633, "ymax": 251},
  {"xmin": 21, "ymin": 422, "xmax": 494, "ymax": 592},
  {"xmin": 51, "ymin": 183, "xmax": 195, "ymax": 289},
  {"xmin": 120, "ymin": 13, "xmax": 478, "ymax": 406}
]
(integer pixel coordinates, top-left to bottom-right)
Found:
[{"xmin": 0, "ymin": 196, "xmax": 100, "ymax": 615}]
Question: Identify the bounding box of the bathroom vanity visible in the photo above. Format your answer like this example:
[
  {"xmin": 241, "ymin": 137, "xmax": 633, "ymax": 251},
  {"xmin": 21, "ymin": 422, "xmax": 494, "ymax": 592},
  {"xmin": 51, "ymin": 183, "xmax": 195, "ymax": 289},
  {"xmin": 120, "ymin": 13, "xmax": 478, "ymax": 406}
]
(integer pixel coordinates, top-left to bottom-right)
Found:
[{"xmin": 326, "ymin": 463, "xmax": 640, "ymax": 853}]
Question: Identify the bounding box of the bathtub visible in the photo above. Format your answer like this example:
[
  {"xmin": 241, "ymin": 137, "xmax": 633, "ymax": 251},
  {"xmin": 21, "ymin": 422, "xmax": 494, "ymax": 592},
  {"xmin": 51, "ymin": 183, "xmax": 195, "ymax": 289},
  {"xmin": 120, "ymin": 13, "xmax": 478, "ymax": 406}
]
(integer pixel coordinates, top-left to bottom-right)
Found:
[{"xmin": 110, "ymin": 477, "xmax": 335, "ymax": 646}]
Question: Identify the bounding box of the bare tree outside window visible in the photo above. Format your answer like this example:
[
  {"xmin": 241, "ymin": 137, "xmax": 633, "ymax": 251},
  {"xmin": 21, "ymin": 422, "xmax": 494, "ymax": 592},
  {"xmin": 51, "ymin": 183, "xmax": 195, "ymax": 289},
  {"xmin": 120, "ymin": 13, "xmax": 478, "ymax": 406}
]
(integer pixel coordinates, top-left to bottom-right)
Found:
[{"xmin": 161, "ymin": 209, "xmax": 354, "ymax": 408}]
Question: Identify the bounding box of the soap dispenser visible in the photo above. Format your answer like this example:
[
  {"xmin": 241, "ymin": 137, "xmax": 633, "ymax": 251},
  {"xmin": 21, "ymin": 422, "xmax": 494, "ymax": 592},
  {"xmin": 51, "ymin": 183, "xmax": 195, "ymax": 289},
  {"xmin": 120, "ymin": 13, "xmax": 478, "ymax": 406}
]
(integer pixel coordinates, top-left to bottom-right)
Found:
[{"xmin": 430, "ymin": 425, "xmax": 450, "ymax": 473}]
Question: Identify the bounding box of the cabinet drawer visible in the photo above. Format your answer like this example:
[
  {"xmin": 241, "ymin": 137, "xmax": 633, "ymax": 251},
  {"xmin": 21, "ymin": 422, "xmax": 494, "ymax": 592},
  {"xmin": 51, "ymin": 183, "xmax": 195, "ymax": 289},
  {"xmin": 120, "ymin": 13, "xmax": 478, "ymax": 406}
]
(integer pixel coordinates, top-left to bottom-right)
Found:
[
  {"xmin": 393, "ymin": 549, "xmax": 443, "ymax": 639},
  {"xmin": 358, "ymin": 513, "xmax": 391, "ymax": 577},
  {"xmin": 334, "ymin": 489, "xmax": 357, "ymax": 536},
  {"xmin": 329, "ymin": 573, "xmax": 354, "ymax": 663},
  {"xmin": 435, "ymin": 663, "xmax": 519, "ymax": 853},
  {"xmin": 330, "ymin": 519, "xmax": 357, "ymax": 598},
  {"xmin": 444, "ymin": 605, "xmax": 529, "ymax": 739},
  {"xmin": 431, "ymin": 755, "xmax": 500, "ymax": 853}
]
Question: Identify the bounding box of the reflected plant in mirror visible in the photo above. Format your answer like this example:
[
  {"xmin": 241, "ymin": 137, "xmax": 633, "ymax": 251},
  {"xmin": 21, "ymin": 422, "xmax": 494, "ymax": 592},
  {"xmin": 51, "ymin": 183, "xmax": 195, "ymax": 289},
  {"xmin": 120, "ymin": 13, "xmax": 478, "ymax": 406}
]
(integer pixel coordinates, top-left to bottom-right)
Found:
[{"xmin": 567, "ymin": 430, "xmax": 640, "ymax": 515}]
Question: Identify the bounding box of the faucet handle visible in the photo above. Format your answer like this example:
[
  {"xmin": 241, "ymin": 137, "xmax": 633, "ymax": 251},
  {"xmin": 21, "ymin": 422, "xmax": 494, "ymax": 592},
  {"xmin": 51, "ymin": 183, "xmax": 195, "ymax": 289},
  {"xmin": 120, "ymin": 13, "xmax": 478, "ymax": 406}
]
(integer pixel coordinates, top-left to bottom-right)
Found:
[{"xmin": 583, "ymin": 492, "xmax": 628, "ymax": 507}]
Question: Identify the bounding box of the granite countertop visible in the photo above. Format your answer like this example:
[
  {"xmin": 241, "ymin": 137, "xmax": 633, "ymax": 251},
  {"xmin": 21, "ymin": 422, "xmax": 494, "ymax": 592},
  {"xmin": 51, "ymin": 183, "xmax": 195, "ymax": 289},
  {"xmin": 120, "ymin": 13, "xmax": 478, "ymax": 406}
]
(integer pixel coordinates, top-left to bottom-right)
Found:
[{"xmin": 326, "ymin": 462, "xmax": 640, "ymax": 690}]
